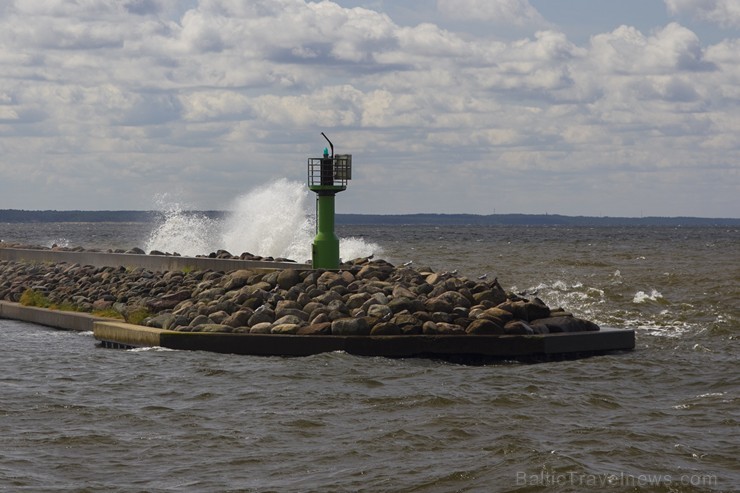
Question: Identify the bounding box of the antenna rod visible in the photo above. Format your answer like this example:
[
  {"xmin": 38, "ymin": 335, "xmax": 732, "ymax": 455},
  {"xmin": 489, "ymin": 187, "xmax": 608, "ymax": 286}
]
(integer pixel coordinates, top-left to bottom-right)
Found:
[{"xmin": 321, "ymin": 132, "xmax": 334, "ymax": 158}]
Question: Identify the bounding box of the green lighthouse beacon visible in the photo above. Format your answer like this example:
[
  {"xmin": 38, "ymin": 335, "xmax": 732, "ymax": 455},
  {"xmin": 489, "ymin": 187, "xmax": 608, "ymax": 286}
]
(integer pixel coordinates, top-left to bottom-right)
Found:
[{"xmin": 307, "ymin": 132, "xmax": 352, "ymax": 269}]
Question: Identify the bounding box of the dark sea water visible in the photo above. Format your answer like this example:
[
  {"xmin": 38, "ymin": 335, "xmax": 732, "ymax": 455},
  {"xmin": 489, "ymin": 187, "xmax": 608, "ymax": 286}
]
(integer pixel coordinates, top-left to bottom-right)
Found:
[{"xmin": 0, "ymin": 222, "xmax": 738, "ymax": 492}]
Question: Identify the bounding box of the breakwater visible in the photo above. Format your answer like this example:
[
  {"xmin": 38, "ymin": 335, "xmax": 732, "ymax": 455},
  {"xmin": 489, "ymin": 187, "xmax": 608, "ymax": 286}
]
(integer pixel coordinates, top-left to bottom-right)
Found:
[
  {"xmin": 1, "ymin": 244, "xmax": 601, "ymax": 337},
  {"xmin": 0, "ymin": 243, "xmax": 634, "ymax": 360}
]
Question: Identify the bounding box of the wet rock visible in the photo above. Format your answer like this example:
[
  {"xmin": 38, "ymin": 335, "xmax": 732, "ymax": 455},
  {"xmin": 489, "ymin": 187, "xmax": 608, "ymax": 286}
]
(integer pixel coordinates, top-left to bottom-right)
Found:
[
  {"xmin": 277, "ymin": 269, "xmax": 302, "ymax": 290},
  {"xmin": 271, "ymin": 323, "xmax": 300, "ymax": 334},
  {"xmin": 529, "ymin": 316, "xmax": 600, "ymax": 333},
  {"xmin": 388, "ymin": 296, "xmax": 422, "ymax": 314},
  {"xmin": 422, "ymin": 321, "xmax": 465, "ymax": 335},
  {"xmin": 370, "ymin": 322, "xmax": 402, "ymax": 335},
  {"xmin": 367, "ymin": 304, "xmax": 392, "ymax": 321},
  {"xmin": 189, "ymin": 314, "xmax": 210, "ymax": 327},
  {"xmin": 477, "ymin": 307, "xmax": 513, "ymax": 327},
  {"xmin": 392, "ymin": 312, "xmax": 421, "ymax": 329},
  {"xmin": 194, "ymin": 323, "xmax": 232, "ymax": 333},
  {"xmin": 248, "ymin": 307, "xmax": 274, "ymax": 326},
  {"xmin": 297, "ymin": 322, "xmax": 332, "ymax": 335},
  {"xmin": 466, "ymin": 318, "xmax": 505, "ymax": 335},
  {"xmin": 223, "ymin": 270, "xmax": 254, "ymax": 291},
  {"xmin": 473, "ymin": 288, "xmax": 507, "ymax": 306},
  {"xmin": 511, "ymin": 298, "xmax": 551, "ymax": 322},
  {"xmin": 392, "ymin": 285, "xmax": 416, "ymax": 299},
  {"xmin": 331, "ymin": 317, "xmax": 370, "ymax": 335},
  {"xmin": 146, "ymin": 289, "xmax": 192, "ymax": 312},
  {"xmin": 504, "ymin": 321, "xmax": 535, "ymax": 335},
  {"xmin": 249, "ymin": 322, "xmax": 272, "ymax": 334},
  {"xmin": 222, "ymin": 309, "xmax": 253, "ymax": 328},
  {"xmin": 273, "ymin": 314, "xmax": 305, "ymax": 326}
]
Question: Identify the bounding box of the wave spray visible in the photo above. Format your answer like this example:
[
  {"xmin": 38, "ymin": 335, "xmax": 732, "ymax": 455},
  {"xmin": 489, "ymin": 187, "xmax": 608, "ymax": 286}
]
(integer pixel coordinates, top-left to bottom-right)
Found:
[{"xmin": 145, "ymin": 179, "xmax": 381, "ymax": 262}]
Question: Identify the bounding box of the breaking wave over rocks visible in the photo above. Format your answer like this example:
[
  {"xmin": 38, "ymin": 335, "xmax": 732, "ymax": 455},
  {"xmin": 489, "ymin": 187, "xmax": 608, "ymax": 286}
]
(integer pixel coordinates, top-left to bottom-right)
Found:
[{"xmin": 144, "ymin": 179, "xmax": 381, "ymax": 262}]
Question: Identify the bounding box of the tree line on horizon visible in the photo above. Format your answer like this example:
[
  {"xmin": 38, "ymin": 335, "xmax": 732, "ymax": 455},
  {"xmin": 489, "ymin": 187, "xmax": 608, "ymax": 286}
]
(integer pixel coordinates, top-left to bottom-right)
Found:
[{"xmin": 0, "ymin": 209, "xmax": 737, "ymax": 226}]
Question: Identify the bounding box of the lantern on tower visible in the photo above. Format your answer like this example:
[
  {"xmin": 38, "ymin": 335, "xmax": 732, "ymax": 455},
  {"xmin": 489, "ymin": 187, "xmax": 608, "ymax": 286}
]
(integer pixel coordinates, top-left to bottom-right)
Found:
[{"xmin": 307, "ymin": 133, "xmax": 352, "ymax": 269}]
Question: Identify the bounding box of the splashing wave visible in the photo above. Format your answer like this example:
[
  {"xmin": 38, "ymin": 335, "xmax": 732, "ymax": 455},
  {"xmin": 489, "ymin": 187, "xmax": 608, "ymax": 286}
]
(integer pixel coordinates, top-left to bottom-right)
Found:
[{"xmin": 145, "ymin": 179, "xmax": 381, "ymax": 262}]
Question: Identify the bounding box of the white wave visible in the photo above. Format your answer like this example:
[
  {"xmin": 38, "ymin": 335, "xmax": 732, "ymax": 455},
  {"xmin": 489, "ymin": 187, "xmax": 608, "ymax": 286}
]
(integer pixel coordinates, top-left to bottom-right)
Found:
[
  {"xmin": 46, "ymin": 238, "xmax": 70, "ymax": 248},
  {"xmin": 145, "ymin": 197, "xmax": 217, "ymax": 256},
  {"xmin": 145, "ymin": 179, "xmax": 381, "ymax": 262},
  {"xmin": 220, "ymin": 178, "xmax": 314, "ymax": 261},
  {"xmin": 551, "ymin": 280, "xmax": 568, "ymax": 290},
  {"xmin": 632, "ymin": 321, "xmax": 693, "ymax": 338},
  {"xmin": 633, "ymin": 289, "xmax": 663, "ymax": 303},
  {"xmin": 128, "ymin": 346, "xmax": 176, "ymax": 352},
  {"xmin": 340, "ymin": 236, "xmax": 383, "ymax": 263}
]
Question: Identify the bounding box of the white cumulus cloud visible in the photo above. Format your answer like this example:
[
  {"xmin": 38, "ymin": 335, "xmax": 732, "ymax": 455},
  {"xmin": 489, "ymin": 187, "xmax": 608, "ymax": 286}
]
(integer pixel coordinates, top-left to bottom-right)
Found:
[{"xmin": 665, "ymin": 0, "xmax": 740, "ymax": 28}]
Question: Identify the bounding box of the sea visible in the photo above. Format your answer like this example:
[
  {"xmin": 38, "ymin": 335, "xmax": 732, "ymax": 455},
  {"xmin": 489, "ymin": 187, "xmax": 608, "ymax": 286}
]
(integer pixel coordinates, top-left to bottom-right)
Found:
[{"xmin": 0, "ymin": 182, "xmax": 738, "ymax": 492}]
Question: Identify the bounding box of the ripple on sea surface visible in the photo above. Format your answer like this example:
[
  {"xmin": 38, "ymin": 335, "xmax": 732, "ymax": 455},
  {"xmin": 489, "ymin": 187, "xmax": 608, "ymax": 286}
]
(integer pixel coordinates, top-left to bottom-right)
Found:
[{"xmin": 2, "ymin": 312, "xmax": 738, "ymax": 492}]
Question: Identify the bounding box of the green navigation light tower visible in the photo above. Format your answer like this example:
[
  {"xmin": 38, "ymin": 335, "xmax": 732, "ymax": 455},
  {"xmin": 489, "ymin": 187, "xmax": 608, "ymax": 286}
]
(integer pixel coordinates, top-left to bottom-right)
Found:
[{"xmin": 308, "ymin": 133, "xmax": 352, "ymax": 269}]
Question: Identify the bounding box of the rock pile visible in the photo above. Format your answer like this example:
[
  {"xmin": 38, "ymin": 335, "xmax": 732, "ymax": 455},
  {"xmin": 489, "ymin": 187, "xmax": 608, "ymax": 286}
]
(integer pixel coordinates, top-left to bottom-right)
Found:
[{"xmin": 0, "ymin": 254, "xmax": 599, "ymax": 336}]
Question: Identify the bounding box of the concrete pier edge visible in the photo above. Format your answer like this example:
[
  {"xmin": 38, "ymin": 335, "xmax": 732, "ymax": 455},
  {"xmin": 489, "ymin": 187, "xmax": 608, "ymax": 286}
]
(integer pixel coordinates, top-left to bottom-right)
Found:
[{"xmin": 0, "ymin": 301, "xmax": 635, "ymax": 361}]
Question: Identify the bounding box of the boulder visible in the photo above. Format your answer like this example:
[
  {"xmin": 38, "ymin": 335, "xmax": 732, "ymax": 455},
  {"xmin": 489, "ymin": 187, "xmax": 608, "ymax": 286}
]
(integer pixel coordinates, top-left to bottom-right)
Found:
[
  {"xmin": 193, "ymin": 323, "xmax": 232, "ymax": 333},
  {"xmin": 277, "ymin": 269, "xmax": 302, "ymax": 290},
  {"xmin": 478, "ymin": 307, "xmax": 513, "ymax": 326},
  {"xmin": 222, "ymin": 309, "xmax": 253, "ymax": 328},
  {"xmin": 331, "ymin": 317, "xmax": 370, "ymax": 335},
  {"xmin": 146, "ymin": 289, "xmax": 192, "ymax": 311},
  {"xmin": 297, "ymin": 322, "xmax": 332, "ymax": 335},
  {"xmin": 367, "ymin": 304, "xmax": 393, "ymax": 321},
  {"xmin": 370, "ymin": 322, "xmax": 402, "ymax": 335},
  {"xmin": 388, "ymin": 296, "xmax": 423, "ymax": 314},
  {"xmin": 392, "ymin": 285, "xmax": 416, "ymax": 299},
  {"xmin": 511, "ymin": 298, "xmax": 551, "ymax": 322},
  {"xmin": 223, "ymin": 270, "xmax": 253, "ymax": 291},
  {"xmin": 503, "ymin": 321, "xmax": 535, "ymax": 335},
  {"xmin": 466, "ymin": 318, "xmax": 505, "ymax": 335},
  {"xmin": 275, "ymin": 307, "xmax": 309, "ymax": 322},
  {"xmin": 248, "ymin": 307, "xmax": 275, "ymax": 326},
  {"xmin": 271, "ymin": 323, "xmax": 300, "ymax": 334},
  {"xmin": 425, "ymin": 297, "xmax": 454, "ymax": 313},
  {"xmin": 346, "ymin": 293, "xmax": 371, "ymax": 309},
  {"xmin": 473, "ymin": 288, "xmax": 507, "ymax": 306},
  {"xmin": 249, "ymin": 322, "xmax": 272, "ymax": 334},
  {"xmin": 422, "ymin": 321, "xmax": 465, "ymax": 335},
  {"xmin": 208, "ymin": 310, "xmax": 229, "ymax": 324},
  {"xmin": 529, "ymin": 316, "xmax": 600, "ymax": 333}
]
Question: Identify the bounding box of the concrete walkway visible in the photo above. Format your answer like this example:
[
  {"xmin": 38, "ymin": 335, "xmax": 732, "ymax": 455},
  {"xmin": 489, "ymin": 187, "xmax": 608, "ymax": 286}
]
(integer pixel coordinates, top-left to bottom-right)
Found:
[{"xmin": 0, "ymin": 247, "xmax": 312, "ymax": 273}]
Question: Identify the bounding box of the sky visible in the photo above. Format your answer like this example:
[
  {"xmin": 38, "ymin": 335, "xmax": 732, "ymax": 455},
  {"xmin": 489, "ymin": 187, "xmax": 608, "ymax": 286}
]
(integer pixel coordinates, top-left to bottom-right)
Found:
[{"xmin": 0, "ymin": 0, "xmax": 738, "ymax": 217}]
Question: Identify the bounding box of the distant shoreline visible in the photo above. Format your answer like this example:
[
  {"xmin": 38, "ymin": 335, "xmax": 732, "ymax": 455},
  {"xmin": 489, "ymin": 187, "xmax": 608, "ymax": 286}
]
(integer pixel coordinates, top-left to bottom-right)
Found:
[{"xmin": 1, "ymin": 210, "xmax": 738, "ymax": 227}]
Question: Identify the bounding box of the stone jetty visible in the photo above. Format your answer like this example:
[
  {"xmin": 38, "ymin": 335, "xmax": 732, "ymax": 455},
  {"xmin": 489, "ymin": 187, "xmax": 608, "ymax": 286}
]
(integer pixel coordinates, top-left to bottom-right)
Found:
[{"xmin": 0, "ymin": 243, "xmax": 600, "ymax": 337}]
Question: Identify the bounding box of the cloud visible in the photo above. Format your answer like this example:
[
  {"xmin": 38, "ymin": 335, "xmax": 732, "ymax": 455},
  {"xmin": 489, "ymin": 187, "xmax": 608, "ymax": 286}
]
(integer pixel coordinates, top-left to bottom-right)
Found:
[
  {"xmin": 437, "ymin": 0, "xmax": 547, "ymax": 26},
  {"xmin": 665, "ymin": 0, "xmax": 740, "ymax": 29},
  {"xmin": 589, "ymin": 23, "xmax": 715, "ymax": 74},
  {"xmin": 0, "ymin": 0, "xmax": 738, "ymax": 216}
]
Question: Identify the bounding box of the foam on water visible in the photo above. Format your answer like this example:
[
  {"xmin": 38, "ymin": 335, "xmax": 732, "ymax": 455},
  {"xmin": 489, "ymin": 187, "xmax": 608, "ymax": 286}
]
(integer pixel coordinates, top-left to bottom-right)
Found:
[
  {"xmin": 145, "ymin": 179, "xmax": 381, "ymax": 262},
  {"xmin": 46, "ymin": 238, "xmax": 71, "ymax": 249},
  {"xmin": 633, "ymin": 289, "xmax": 663, "ymax": 303}
]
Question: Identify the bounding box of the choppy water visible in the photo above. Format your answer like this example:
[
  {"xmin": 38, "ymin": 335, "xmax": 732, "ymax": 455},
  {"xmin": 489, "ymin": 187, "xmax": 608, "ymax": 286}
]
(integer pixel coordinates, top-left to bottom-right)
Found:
[{"xmin": 0, "ymin": 220, "xmax": 738, "ymax": 492}]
